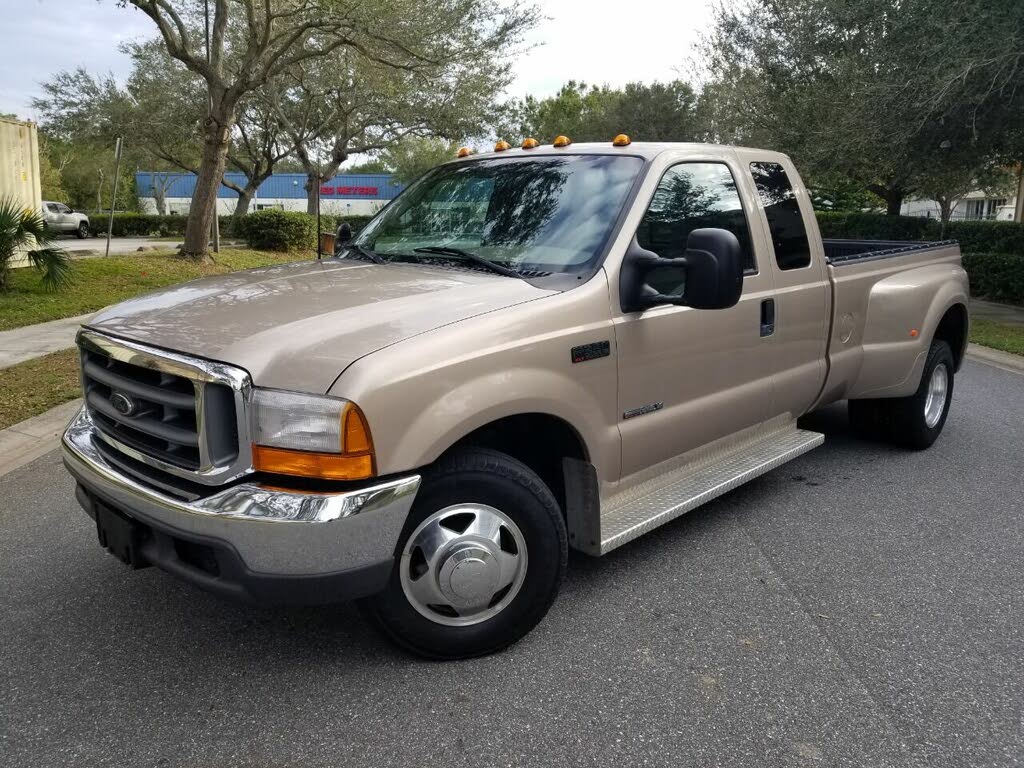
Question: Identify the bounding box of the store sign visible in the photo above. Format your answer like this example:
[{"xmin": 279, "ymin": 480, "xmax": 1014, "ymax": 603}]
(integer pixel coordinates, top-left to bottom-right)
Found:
[{"xmin": 320, "ymin": 185, "xmax": 379, "ymax": 196}]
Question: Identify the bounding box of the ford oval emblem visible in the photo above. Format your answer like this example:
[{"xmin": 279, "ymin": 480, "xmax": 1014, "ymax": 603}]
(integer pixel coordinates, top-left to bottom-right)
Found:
[{"xmin": 110, "ymin": 391, "xmax": 136, "ymax": 417}]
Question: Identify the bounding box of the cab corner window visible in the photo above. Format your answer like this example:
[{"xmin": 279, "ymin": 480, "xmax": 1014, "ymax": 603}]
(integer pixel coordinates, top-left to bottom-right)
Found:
[
  {"xmin": 749, "ymin": 162, "xmax": 811, "ymax": 270},
  {"xmin": 636, "ymin": 162, "xmax": 756, "ymax": 275}
]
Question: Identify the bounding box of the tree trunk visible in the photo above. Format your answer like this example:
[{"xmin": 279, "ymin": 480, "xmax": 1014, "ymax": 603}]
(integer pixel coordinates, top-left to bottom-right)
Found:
[
  {"xmin": 1015, "ymin": 164, "xmax": 1024, "ymax": 224},
  {"xmin": 154, "ymin": 188, "xmax": 167, "ymax": 216},
  {"xmin": 234, "ymin": 189, "xmax": 254, "ymax": 217},
  {"xmin": 938, "ymin": 198, "xmax": 952, "ymax": 238},
  {"xmin": 303, "ymin": 158, "xmax": 345, "ymax": 214},
  {"xmin": 305, "ymin": 172, "xmax": 320, "ymax": 215},
  {"xmin": 182, "ymin": 112, "xmax": 233, "ymax": 258},
  {"xmin": 885, "ymin": 192, "xmax": 903, "ymax": 216}
]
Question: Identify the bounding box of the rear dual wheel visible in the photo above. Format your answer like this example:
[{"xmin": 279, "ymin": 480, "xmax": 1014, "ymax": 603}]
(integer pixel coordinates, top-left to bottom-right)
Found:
[
  {"xmin": 848, "ymin": 339, "xmax": 954, "ymax": 450},
  {"xmin": 360, "ymin": 448, "xmax": 567, "ymax": 659}
]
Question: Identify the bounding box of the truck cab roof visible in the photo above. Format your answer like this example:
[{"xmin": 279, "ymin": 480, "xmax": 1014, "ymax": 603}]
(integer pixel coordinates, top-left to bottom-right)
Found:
[{"xmin": 454, "ymin": 141, "xmax": 791, "ymax": 164}]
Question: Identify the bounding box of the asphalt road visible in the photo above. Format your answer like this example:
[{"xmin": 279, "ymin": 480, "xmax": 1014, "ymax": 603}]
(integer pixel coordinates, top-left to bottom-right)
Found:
[
  {"xmin": 2, "ymin": 359, "xmax": 1022, "ymax": 767},
  {"xmin": 58, "ymin": 236, "xmax": 173, "ymax": 254}
]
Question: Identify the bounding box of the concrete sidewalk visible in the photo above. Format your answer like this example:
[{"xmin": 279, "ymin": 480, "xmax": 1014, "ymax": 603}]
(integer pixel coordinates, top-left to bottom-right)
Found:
[{"xmin": 0, "ymin": 312, "xmax": 93, "ymax": 370}]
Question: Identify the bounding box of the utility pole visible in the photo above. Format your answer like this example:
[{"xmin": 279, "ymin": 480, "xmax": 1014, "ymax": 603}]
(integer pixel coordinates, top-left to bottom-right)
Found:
[
  {"xmin": 316, "ymin": 160, "xmax": 322, "ymax": 260},
  {"xmin": 104, "ymin": 137, "xmax": 122, "ymax": 259},
  {"xmin": 204, "ymin": 0, "xmax": 220, "ymax": 253}
]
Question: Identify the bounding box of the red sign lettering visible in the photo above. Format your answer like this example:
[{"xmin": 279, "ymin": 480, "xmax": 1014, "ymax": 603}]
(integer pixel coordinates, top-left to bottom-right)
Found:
[{"xmin": 320, "ymin": 185, "xmax": 379, "ymax": 196}]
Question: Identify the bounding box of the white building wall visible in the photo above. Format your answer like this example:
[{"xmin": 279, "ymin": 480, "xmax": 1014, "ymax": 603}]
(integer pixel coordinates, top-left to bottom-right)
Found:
[
  {"xmin": 901, "ymin": 192, "xmax": 1018, "ymax": 221},
  {"xmin": 140, "ymin": 197, "xmax": 388, "ymax": 217}
]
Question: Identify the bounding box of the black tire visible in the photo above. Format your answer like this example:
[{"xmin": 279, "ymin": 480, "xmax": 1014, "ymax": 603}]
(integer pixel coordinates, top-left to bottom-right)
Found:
[
  {"xmin": 360, "ymin": 448, "xmax": 567, "ymax": 659},
  {"xmin": 848, "ymin": 339, "xmax": 954, "ymax": 450},
  {"xmin": 76, "ymin": 221, "xmax": 89, "ymax": 239}
]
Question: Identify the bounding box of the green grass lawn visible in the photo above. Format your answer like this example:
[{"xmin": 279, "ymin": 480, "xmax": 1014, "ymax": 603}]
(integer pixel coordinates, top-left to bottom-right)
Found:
[
  {"xmin": 0, "ymin": 349, "xmax": 81, "ymax": 430},
  {"xmin": 0, "ymin": 249, "xmax": 303, "ymax": 331},
  {"xmin": 969, "ymin": 318, "xmax": 1024, "ymax": 356}
]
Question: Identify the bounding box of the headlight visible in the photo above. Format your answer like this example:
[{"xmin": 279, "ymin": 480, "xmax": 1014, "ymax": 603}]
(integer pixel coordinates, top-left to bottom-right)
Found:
[{"xmin": 250, "ymin": 389, "xmax": 375, "ymax": 480}]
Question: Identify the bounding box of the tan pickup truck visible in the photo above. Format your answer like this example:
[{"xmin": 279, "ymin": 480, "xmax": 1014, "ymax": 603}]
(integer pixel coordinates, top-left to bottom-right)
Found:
[{"xmin": 63, "ymin": 140, "xmax": 969, "ymax": 658}]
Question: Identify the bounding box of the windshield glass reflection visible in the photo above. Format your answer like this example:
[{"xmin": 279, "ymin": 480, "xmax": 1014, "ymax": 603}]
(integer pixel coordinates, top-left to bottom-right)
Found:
[{"xmin": 354, "ymin": 155, "xmax": 643, "ymax": 274}]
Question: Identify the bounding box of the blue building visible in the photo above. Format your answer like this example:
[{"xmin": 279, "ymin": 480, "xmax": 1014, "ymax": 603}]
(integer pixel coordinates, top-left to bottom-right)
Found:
[{"xmin": 136, "ymin": 171, "xmax": 404, "ymax": 216}]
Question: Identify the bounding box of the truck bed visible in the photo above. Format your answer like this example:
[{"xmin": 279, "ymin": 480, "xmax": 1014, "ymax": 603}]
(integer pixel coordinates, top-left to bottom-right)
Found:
[
  {"xmin": 823, "ymin": 239, "xmax": 958, "ymax": 265},
  {"xmin": 815, "ymin": 240, "xmax": 966, "ymax": 408}
]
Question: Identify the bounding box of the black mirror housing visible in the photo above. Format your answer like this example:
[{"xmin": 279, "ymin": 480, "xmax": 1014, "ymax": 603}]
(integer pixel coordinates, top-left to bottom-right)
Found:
[
  {"xmin": 619, "ymin": 228, "xmax": 744, "ymax": 313},
  {"xmin": 682, "ymin": 228, "xmax": 744, "ymax": 310}
]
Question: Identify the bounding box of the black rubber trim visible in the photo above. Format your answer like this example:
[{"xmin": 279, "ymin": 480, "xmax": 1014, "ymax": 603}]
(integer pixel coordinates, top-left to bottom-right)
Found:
[
  {"xmin": 824, "ymin": 239, "xmax": 958, "ymax": 265},
  {"xmin": 72, "ymin": 479, "xmax": 393, "ymax": 607}
]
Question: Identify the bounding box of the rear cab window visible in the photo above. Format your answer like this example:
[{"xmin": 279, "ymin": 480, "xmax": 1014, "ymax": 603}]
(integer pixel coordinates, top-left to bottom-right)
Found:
[{"xmin": 749, "ymin": 162, "xmax": 811, "ymax": 270}]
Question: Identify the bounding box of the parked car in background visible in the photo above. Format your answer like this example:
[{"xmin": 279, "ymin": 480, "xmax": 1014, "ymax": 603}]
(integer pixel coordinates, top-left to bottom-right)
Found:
[{"xmin": 42, "ymin": 201, "xmax": 90, "ymax": 238}]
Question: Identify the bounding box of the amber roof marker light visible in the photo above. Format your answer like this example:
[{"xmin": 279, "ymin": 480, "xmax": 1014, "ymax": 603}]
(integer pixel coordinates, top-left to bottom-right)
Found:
[
  {"xmin": 522, "ymin": 137, "xmax": 539, "ymax": 149},
  {"xmin": 456, "ymin": 147, "xmax": 472, "ymax": 158},
  {"xmin": 612, "ymin": 133, "xmax": 632, "ymax": 146},
  {"xmin": 553, "ymin": 135, "xmax": 572, "ymax": 147},
  {"xmin": 494, "ymin": 140, "xmax": 511, "ymax": 152}
]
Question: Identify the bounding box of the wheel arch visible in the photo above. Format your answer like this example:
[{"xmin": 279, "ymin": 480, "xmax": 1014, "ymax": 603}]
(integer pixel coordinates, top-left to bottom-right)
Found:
[
  {"xmin": 932, "ymin": 302, "xmax": 968, "ymax": 371},
  {"xmin": 439, "ymin": 412, "xmax": 591, "ymax": 517}
]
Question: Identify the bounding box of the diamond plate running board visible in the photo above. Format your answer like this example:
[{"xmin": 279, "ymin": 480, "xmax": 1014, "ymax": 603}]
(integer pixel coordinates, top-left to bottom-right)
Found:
[{"xmin": 596, "ymin": 427, "xmax": 824, "ymax": 555}]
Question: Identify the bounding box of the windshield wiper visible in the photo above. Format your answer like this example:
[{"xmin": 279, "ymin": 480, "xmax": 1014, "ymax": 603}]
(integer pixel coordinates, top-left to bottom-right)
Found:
[
  {"xmin": 342, "ymin": 243, "xmax": 387, "ymax": 264},
  {"xmin": 412, "ymin": 246, "xmax": 522, "ymax": 278}
]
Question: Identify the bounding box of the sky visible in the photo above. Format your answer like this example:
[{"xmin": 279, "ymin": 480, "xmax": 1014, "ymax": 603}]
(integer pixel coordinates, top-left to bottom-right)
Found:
[{"xmin": 1, "ymin": 0, "xmax": 715, "ymax": 120}]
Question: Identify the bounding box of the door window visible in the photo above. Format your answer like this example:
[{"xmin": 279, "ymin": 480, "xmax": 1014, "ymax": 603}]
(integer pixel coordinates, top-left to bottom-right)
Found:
[
  {"xmin": 636, "ymin": 162, "xmax": 756, "ymax": 279},
  {"xmin": 749, "ymin": 162, "xmax": 811, "ymax": 270}
]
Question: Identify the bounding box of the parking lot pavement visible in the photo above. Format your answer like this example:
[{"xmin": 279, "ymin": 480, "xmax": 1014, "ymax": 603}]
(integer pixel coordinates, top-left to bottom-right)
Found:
[
  {"xmin": 1, "ymin": 359, "xmax": 1022, "ymax": 768},
  {"xmin": 57, "ymin": 237, "xmax": 179, "ymax": 255}
]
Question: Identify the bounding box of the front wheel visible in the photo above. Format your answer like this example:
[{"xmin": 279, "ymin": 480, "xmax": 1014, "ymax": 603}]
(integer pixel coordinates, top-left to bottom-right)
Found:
[
  {"xmin": 360, "ymin": 448, "xmax": 567, "ymax": 659},
  {"xmin": 76, "ymin": 221, "xmax": 89, "ymax": 239}
]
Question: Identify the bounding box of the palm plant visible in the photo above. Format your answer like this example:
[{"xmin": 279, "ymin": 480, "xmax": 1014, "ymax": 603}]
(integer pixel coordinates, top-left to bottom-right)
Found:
[{"xmin": 0, "ymin": 196, "xmax": 72, "ymax": 291}]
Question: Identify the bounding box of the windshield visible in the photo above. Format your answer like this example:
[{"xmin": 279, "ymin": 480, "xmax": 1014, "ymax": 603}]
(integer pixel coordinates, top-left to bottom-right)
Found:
[{"xmin": 354, "ymin": 154, "xmax": 643, "ymax": 274}]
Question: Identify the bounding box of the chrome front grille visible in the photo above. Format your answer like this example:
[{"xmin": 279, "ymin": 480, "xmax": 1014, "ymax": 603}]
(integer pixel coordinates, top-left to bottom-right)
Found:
[
  {"xmin": 83, "ymin": 348, "xmax": 203, "ymax": 468},
  {"xmin": 78, "ymin": 330, "xmax": 253, "ymax": 486}
]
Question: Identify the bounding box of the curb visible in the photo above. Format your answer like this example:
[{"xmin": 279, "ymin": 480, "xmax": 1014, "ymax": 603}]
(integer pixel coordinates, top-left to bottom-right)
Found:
[
  {"xmin": 0, "ymin": 400, "xmax": 81, "ymax": 478},
  {"xmin": 966, "ymin": 343, "xmax": 1024, "ymax": 374}
]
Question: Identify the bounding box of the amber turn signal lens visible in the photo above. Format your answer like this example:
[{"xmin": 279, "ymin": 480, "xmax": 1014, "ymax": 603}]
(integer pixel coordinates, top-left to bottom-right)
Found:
[
  {"xmin": 494, "ymin": 140, "xmax": 511, "ymax": 151},
  {"xmin": 253, "ymin": 445, "xmax": 374, "ymax": 481},
  {"xmin": 342, "ymin": 402, "xmax": 373, "ymax": 454},
  {"xmin": 612, "ymin": 133, "xmax": 631, "ymax": 146},
  {"xmin": 552, "ymin": 135, "xmax": 571, "ymax": 147},
  {"xmin": 456, "ymin": 146, "xmax": 472, "ymax": 158},
  {"xmin": 522, "ymin": 137, "xmax": 539, "ymax": 149}
]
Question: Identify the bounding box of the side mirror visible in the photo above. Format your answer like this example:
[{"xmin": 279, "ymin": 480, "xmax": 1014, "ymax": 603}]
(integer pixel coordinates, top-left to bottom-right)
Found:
[{"xmin": 620, "ymin": 228, "xmax": 744, "ymax": 313}]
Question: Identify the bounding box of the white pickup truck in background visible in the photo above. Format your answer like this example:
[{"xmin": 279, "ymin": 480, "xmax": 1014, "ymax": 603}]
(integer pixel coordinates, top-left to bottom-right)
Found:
[{"xmin": 42, "ymin": 201, "xmax": 90, "ymax": 238}]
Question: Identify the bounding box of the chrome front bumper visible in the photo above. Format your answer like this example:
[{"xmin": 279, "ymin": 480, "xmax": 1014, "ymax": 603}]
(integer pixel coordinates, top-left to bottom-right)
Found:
[{"xmin": 62, "ymin": 407, "xmax": 419, "ymax": 601}]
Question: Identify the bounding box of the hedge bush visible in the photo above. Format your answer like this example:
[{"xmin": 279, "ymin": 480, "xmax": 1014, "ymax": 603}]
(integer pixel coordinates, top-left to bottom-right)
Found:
[
  {"xmin": 814, "ymin": 211, "xmax": 1024, "ymax": 256},
  {"xmin": 235, "ymin": 211, "xmax": 376, "ymax": 251},
  {"xmin": 962, "ymin": 252, "xmax": 1024, "ymax": 304},
  {"xmin": 235, "ymin": 210, "xmax": 317, "ymax": 251},
  {"xmin": 815, "ymin": 212, "xmax": 941, "ymax": 242},
  {"xmin": 945, "ymin": 220, "xmax": 1024, "ymax": 256},
  {"xmin": 86, "ymin": 213, "xmax": 243, "ymax": 239}
]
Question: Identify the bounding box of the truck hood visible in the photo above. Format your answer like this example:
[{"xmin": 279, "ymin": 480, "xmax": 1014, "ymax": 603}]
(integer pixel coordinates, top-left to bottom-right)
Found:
[{"xmin": 86, "ymin": 259, "xmax": 554, "ymax": 392}]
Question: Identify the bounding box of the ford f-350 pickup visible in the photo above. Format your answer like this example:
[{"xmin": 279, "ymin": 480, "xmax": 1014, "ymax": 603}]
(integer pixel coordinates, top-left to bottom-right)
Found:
[{"xmin": 62, "ymin": 139, "xmax": 969, "ymax": 658}]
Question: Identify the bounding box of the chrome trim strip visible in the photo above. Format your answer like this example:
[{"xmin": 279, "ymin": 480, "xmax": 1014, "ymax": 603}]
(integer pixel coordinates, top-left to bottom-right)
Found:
[
  {"xmin": 63, "ymin": 406, "xmax": 421, "ymax": 575},
  {"xmin": 77, "ymin": 329, "xmax": 254, "ymax": 486}
]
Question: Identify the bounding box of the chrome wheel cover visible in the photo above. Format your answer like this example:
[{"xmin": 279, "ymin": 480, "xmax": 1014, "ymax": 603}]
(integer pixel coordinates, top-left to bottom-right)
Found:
[
  {"xmin": 400, "ymin": 504, "xmax": 528, "ymax": 627},
  {"xmin": 923, "ymin": 363, "xmax": 949, "ymax": 428}
]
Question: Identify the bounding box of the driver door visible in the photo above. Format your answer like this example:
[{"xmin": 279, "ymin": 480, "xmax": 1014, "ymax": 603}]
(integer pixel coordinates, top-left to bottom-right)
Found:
[{"xmin": 612, "ymin": 153, "xmax": 778, "ymax": 480}]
